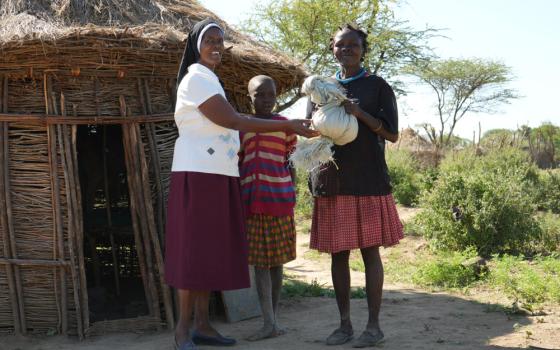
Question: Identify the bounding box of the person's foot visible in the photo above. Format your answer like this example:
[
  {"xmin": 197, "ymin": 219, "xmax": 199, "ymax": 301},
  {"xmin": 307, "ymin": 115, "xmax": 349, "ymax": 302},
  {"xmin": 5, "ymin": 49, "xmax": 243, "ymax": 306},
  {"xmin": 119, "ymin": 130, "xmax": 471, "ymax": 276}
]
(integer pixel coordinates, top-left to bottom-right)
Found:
[
  {"xmin": 326, "ymin": 326, "xmax": 354, "ymax": 345},
  {"xmin": 192, "ymin": 329, "xmax": 236, "ymax": 346},
  {"xmin": 174, "ymin": 328, "xmax": 191, "ymax": 349},
  {"xmin": 246, "ymin": 324, "xmax": 285, "ymax": 341},
  {"xmin": 274, "ymin": 324, "xmax": 287, "ymax": 336},
  {"xmin": 174, "ymin": 332, "xmax": 197, "ymax": 350},
  {"xmin": 352, "ymin": 329, "xmax": 384, "ymax": 348},
  {"xmin": 193, "ymin": 324, "xmax": 221, "ymax": 338}
]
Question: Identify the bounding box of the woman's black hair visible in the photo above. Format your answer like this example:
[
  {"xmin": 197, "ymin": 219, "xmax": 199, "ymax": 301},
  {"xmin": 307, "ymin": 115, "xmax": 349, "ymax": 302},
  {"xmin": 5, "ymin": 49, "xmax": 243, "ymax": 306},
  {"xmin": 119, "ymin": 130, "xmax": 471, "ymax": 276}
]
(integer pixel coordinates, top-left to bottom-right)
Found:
[{"xmin": 329, "ymin": 23, "xmax": 369, "ymax": 61}]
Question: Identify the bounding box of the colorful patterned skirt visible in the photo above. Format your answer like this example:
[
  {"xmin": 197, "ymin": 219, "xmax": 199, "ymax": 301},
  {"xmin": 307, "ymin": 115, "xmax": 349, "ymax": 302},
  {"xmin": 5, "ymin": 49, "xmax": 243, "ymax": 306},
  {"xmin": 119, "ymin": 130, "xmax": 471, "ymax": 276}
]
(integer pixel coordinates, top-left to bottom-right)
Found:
[
  {"xmin": 310, "ymin": 194, "xmax": 403, "ymax": 253},
  {"xmin": 246, "ymin": 214, "xmax": 296, "ymax": 268}
]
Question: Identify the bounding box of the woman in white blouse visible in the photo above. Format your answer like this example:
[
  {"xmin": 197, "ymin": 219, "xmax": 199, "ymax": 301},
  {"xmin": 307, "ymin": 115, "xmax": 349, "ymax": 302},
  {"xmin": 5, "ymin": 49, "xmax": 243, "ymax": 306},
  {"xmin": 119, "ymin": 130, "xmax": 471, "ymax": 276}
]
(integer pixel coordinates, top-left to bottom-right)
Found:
[{"xmin": 165, "ymin": 19, "xmax": 317, "ymax": 350}]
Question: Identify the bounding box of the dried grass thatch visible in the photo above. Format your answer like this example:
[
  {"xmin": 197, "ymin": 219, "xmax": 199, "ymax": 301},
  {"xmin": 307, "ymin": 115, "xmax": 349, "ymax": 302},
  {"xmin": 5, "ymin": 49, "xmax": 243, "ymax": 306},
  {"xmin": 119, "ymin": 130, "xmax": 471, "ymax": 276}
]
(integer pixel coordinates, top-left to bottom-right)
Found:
[
  {"xmin": 0, "ymin": 0, "xmax": 307, "ymax": 111},
  {"xmin": 0, "ymin": 0, "xmax": 307, "ymax": 338}
]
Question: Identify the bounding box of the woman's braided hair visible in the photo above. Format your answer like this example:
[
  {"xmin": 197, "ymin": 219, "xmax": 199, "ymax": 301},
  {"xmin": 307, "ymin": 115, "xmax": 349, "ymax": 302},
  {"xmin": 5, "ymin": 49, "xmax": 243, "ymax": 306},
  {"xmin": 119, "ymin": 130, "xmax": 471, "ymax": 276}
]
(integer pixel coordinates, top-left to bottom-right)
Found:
[{"xmin": 329, "ymin": 23, "xmax": 369, "ymax": 61}]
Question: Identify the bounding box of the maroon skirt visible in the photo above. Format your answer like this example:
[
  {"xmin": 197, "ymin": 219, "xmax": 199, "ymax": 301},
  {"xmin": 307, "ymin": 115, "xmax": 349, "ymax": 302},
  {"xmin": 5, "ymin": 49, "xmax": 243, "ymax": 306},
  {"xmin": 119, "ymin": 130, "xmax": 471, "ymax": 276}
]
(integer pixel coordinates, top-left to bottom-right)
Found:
[{"xmin": 165, "ymin": 171, "xmax": 249, "ymax": 291}]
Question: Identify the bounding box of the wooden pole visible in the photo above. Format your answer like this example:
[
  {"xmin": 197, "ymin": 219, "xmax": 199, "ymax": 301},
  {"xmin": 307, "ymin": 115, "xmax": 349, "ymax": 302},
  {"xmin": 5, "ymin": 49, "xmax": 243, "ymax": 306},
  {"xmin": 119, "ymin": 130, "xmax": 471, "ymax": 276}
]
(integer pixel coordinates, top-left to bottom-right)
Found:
[
  {"xmin": 58, "ymin": 123, "xmax": 84, "ymax": 339},
  {"xmin": 119, "ymin": 97, "xmax": 158, "ymax": 319},
  {"xmin": 132, "ymin": 123, "xmax": 174, "ymax": 329},
  {"xmin": 47, "ymin": 85, "xmax": 68, "ymax": 334},
  {"xmin": 123, "ymin": 123, "xmax": 161, "ymax": 327},
  {"xmin": 45, "ymin": 76, "xmax": 68, "ymax": 334},
  {"xmin": 2, "ymin": 75, "xmax": 26, "ymax": 334},
  {"xmin": 0, "ymin": 113, "xmax": 175, "ymax": 124},
  {"xmin": 0, "ymin": 258, "xmax": 71, "ymax": 267},
  {"xmin": 71, "ymin": 120, "xmax": 89, "ymax": 332},
  {"xmin": 0, "ymin": 102, "xmax": 22, "ymax": 335},
  {"xmin": 139, "ymin": 79, "xmax": 165, "ymax": 245}
]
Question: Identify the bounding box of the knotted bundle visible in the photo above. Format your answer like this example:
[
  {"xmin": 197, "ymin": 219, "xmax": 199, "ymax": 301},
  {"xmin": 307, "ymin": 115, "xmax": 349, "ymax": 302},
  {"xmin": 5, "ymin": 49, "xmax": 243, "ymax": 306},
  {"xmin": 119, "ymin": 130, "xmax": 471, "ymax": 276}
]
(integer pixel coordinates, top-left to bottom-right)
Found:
[{"xmin": 289, "ymin": 75, "xmax": 359, "ymax": 172}]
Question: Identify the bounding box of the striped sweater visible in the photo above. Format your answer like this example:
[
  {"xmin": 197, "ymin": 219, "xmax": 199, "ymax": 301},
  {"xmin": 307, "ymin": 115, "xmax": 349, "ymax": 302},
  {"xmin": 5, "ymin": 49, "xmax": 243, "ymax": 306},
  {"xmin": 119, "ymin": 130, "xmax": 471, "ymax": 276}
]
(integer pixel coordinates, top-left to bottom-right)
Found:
[{"xmin": 239, "ymin": 115, "xmax": 297, "ymax": 217}]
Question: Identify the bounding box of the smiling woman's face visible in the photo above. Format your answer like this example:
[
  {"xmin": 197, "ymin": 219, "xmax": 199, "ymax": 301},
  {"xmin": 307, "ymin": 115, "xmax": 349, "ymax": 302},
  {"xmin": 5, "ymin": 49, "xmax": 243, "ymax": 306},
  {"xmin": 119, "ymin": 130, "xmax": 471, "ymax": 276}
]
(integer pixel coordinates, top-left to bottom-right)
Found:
[
  {"xmin": 198, "ymin": 27, "xmax": 224, "ymax": 69},
  {"xmin": 332, "ymin": 29, "xmax": 364, "ymax": 69}
]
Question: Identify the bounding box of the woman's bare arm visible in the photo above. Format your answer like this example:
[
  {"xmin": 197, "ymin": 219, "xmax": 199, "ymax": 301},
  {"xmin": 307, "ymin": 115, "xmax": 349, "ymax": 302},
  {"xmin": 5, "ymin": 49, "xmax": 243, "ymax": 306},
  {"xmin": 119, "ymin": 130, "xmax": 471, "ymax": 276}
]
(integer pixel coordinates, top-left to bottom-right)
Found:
[
  {"xmin": 341, "ymin": 100, "xmax": 399, "ymax": 143},
  {"xmin": 198, "ymin": 94, "xmax": 319, "ymax": 138}
]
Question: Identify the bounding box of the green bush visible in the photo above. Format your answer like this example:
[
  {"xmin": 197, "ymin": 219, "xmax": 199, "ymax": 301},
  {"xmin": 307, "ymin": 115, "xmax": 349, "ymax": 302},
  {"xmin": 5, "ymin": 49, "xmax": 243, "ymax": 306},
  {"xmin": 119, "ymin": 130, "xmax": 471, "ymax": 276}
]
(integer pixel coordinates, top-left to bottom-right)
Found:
[
  {"xmin": 294, "ymin": 170, "xmax": 314, "ymax": 219},
  {"xmin": 535, "ymin": 212, "xmax": 560, "ymax": 253},
  {"xmin": 490, "ymin": 255, "xmax": 560, "ymax": 306},
  {"xmin": 417, "ymin": 166, "xmax": 439, "ymax": 193},
  {"xmin": 414, "ymin": 148, "xmax": 542, "ymax": 256},
  {"xmin": 412, "ymin": 248, "xmax": 482, "ymax": 289},
  {"xmin": 534, "ymin": 170, "xmax": 560, "ymax": 213},
  {"xmin": 440, "ymin": 148, "xmax": 539, "ymax": 184},
  {"xmin": 386, "ymin": 149, "xmax": 422, "ymax": 206}
]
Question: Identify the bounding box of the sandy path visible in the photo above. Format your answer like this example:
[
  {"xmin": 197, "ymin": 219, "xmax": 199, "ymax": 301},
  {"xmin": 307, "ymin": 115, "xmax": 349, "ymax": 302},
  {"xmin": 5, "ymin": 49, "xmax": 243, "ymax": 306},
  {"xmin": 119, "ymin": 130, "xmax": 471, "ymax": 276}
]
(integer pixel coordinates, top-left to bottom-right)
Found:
[{"xmin": 2, "ymin": 207, "xmax": 559, "ymax": 350}]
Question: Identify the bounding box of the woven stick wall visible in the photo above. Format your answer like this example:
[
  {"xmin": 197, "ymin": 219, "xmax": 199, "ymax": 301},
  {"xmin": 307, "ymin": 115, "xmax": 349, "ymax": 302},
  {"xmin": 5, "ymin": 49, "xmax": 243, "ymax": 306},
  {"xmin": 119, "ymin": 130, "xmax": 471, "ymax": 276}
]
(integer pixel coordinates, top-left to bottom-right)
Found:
[{"xmin": 0, "ymin": 0, "xmax": 306, "ymax": 337}]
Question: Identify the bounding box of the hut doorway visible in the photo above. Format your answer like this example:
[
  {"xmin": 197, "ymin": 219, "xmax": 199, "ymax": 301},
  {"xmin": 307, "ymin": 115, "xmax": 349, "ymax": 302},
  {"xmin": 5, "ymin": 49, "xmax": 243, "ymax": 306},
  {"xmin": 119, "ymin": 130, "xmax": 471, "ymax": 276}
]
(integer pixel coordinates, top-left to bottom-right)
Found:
[{"xmin": 77, "ymin": 125, "xmax": 148, "ymax": 322}]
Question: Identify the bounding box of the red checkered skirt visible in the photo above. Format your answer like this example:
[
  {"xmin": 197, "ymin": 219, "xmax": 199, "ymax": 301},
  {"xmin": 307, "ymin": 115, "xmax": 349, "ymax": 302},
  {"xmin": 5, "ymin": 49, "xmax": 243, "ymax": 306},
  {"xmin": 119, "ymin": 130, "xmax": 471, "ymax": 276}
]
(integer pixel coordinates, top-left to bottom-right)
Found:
[
  {"xmin": 310, "ymin": 194, "xmax": 403, "ymax": 253},
  {"xmin": 247, "ymin": 214, "xmax": 296, "ymax": 268}
]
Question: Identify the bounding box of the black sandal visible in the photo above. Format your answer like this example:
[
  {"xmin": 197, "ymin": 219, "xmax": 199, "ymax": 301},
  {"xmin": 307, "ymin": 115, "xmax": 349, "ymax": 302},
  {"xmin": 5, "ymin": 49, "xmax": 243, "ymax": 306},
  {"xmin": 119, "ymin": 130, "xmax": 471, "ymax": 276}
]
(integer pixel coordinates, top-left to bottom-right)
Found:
[
  {"xmin": 326, "ymin": 327, "xmax": 354, "ymax": 345},
  {"xmin": 352, "ymin": 329, "xmax": 384, "ymax": 348}
]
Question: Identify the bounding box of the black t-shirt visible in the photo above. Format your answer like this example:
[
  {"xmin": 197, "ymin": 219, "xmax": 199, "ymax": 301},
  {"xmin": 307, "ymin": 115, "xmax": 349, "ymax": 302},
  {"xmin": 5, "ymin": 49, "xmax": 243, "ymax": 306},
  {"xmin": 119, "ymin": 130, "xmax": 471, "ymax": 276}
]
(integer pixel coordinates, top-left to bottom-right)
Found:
[{"xmin": 307, "ymin": 74, "xmax": 398, "ymax": 197}]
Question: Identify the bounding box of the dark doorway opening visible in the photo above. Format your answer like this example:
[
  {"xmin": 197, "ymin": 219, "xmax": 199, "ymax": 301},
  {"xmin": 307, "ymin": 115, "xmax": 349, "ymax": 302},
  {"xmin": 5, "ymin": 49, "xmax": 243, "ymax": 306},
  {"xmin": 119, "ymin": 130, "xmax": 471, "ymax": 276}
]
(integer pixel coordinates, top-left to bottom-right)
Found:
[{"xmin": 77, "ymin": 124, "xmax": 149, "ymax": 322}]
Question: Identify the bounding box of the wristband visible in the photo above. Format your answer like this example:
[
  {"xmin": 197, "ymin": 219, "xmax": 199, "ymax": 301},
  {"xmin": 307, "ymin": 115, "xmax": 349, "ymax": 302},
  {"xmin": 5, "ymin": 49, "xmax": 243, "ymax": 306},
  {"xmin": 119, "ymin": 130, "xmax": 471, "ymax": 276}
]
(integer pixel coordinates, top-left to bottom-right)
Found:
[{"xmin": 373, "ymin": 120, "xmax": 383, "ymax": 132}]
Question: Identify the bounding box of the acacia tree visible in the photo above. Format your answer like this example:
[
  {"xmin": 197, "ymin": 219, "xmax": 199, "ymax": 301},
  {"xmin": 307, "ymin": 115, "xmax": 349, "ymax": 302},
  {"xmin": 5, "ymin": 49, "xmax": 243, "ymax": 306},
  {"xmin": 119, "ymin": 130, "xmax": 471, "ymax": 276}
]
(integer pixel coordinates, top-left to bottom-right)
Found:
[
  {"xmin": 240, "ymin": 0, "xmax": 437, "ymax": 108},
  {"xmin": 407, "ymin": 59, "xmax": 518, "ymax": 148}
]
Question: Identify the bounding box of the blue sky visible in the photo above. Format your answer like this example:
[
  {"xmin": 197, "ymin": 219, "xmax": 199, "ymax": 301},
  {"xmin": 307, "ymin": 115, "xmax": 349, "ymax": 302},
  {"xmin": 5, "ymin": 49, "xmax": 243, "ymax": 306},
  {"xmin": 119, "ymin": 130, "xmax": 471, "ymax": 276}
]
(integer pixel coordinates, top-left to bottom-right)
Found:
[{"xmin": 201, "ymin": 0, "xmax": 560, "ymax": 139}]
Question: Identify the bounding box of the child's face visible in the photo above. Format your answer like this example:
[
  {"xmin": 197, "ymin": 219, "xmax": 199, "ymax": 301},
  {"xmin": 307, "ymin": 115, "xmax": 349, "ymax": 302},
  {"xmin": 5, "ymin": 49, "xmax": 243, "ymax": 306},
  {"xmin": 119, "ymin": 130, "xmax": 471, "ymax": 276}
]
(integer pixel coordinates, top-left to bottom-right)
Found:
[{"xmin": 249, "ymin": 79, "xmax": 277, "ymax": 115}]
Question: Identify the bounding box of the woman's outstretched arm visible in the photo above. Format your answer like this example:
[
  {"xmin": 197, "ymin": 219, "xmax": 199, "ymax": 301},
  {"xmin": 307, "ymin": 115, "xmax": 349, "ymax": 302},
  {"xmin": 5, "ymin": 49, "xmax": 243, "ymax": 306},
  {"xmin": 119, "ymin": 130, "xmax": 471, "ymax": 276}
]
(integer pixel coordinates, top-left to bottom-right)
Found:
[{"xmin": 199, "ymin": 94, "xmax": 319, "ymax": 138}]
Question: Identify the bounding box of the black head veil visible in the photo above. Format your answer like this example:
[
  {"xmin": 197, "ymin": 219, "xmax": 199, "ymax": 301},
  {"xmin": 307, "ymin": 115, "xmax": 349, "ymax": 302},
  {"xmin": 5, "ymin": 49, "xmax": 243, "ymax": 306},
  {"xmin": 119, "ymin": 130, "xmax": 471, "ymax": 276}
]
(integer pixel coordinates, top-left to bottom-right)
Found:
[{"xmin": 176, "ymin": 18, "xmax": 223, "ymax": 90}]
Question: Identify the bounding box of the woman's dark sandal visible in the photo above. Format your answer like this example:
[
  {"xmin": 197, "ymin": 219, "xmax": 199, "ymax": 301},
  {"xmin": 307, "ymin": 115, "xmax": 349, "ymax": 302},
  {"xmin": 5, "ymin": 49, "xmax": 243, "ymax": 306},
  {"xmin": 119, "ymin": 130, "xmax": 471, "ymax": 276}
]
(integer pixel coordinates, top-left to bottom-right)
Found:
[
  {"xmin": 326, "ymin": 328, "xmax": 354, "ymax": 345},
  {"xmin": 174, "ymin": 337, "xmax": 197, "ymax": 350},
  {"xmin": 192, "ymin": 330, "xmax": 236, "ymax": 346},
  {"xmin": 352, "ymin": 329, "xmax": 384, "ymax": 348}
]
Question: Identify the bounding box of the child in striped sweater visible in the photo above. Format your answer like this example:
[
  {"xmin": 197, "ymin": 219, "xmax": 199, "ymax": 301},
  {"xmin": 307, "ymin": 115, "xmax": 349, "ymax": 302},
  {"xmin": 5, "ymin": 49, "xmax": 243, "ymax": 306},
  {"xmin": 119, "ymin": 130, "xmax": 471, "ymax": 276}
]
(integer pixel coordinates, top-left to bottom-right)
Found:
[{"xmin": 239, "ymin": 75, "xmax": 297, "ymax": 341}]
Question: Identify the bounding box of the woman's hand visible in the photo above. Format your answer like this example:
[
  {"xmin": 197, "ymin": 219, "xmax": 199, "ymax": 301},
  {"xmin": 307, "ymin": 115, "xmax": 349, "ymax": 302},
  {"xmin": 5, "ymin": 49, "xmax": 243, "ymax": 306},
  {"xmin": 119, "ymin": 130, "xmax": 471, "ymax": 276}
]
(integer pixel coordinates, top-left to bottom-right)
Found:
[
  {"xmin": 341, "ymin": 99, "xmax": 363, "ymax": 117},
  {"xmin": 287, "ymin": 119, "xmax": 321, "ymax": 138},
  {"xmin": 199, "ymin": 94, "xmax": 319, "ymax": 136}
]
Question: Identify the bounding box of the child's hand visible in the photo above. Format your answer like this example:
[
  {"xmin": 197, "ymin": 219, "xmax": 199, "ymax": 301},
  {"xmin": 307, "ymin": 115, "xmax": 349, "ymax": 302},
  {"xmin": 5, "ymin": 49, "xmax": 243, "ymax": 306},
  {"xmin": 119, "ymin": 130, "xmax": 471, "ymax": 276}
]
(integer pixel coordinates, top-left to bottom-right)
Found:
[
  {"xmin": 341, "ymin": 99, "xmax": 362, "ymax": 117},
  {"xmin": 288, "ymin": 119, "xmax": 321, "ymax": 138}
]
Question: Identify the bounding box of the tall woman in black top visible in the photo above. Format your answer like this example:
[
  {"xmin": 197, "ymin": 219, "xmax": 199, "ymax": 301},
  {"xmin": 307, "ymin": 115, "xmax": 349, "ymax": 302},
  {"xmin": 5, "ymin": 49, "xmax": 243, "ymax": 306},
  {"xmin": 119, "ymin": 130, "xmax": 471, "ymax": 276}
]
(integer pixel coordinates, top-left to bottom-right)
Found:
[{"xmin": 308, "ymin": 24, "xmax": 403, "ymax": 347}]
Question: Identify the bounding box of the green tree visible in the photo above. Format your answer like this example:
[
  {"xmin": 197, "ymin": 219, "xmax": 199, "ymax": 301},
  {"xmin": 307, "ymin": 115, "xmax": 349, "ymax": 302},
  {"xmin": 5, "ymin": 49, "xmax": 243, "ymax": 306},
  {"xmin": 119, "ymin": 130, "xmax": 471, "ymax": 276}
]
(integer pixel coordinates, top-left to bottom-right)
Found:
[
  {"xmin": 240, "ymin": 0, "xmax": 437, "ymax": 108},
  {"xmin": 525, "ymin": 123, "xmax": 560, "ymax": 168},
  {"xmin": 480, "ymin": 128, "xmax": 518, "ymax": 149},
  {"xmin": 407, "ymin": 59, "xmax": 518, "ymax": 148}
]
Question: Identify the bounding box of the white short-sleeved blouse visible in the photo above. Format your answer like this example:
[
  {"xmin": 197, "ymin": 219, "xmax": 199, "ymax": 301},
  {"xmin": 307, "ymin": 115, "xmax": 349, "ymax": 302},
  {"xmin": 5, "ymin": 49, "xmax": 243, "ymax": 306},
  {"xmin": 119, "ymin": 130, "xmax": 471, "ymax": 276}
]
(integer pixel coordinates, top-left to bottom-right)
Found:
[{"xmin": 171, "ymin": 63, "xmax": 240, "ymax": 177}]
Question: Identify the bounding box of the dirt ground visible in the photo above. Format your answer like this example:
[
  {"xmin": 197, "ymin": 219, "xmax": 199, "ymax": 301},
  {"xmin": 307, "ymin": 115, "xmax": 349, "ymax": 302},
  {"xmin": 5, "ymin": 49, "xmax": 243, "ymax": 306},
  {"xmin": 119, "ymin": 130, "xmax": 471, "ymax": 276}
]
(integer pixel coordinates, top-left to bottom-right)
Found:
[{"xmin": 2, "ymin": 207, "xmax": 559, "ymax": 350}]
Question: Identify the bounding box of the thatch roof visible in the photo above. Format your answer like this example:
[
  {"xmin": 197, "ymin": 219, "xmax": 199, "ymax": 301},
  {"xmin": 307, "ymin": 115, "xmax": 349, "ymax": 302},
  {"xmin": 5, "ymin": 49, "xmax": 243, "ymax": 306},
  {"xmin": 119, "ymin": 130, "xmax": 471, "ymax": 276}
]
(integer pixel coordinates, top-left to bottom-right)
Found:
[
  {"xmin": 0, "ymin": 0, "xmax": 255, "ymax": 46},
  {"xmin": 0, "ymin": 0, "xmax": 306, "ymax": 110},
  {"xmin": 389, "ymin": 127, "xmax": 431, "ymax": 150}
]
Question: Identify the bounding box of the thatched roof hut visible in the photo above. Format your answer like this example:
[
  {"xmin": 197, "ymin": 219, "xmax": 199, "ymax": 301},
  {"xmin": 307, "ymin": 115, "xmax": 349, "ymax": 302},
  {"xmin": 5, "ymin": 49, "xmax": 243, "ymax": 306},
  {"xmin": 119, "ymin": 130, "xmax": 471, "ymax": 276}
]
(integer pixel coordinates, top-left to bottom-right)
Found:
[{"xmin": 0, "ymin": 0, "xmax": 306, "ymax": 338}]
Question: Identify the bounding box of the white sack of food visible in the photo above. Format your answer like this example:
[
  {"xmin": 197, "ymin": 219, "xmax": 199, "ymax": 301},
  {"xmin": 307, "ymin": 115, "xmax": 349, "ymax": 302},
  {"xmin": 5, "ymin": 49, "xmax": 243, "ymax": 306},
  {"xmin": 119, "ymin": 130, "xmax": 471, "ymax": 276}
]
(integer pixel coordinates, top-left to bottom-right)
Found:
[{"xmin": 290, "ymin": 75, "xmax": 358, "ymax": 172}]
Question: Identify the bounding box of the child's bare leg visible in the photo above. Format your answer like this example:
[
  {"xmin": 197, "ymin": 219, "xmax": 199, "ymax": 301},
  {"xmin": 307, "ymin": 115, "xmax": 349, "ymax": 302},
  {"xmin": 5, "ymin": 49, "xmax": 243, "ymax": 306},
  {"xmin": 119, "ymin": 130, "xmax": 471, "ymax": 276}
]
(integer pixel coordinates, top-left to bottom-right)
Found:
[
  {"xmin": 270, "ymin": 265, "xmax": 286, "ymax": 334},
  {"xmin": 247, "ymin": 266, "xmax": 278, "ymax": 341},
  {"xmin": 326, "ymin": 250, "xmax": 353, "ymax": 345},
  {"xmin": 175, "ymin": 289, "xmax": 198, "ymax": 345}
]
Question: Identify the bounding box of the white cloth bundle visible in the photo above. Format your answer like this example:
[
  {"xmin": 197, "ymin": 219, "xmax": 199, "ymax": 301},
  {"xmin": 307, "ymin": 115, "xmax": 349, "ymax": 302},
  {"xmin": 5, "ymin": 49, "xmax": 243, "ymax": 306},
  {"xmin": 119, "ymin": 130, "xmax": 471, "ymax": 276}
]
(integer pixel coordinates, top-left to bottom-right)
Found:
[
  {"xmin": 290, "ymin": 75, "xmax": 359, "ymax": 172},
  {"xmin": 303, "ymin": 75, "xmax": 358, "ymax": 145}
]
